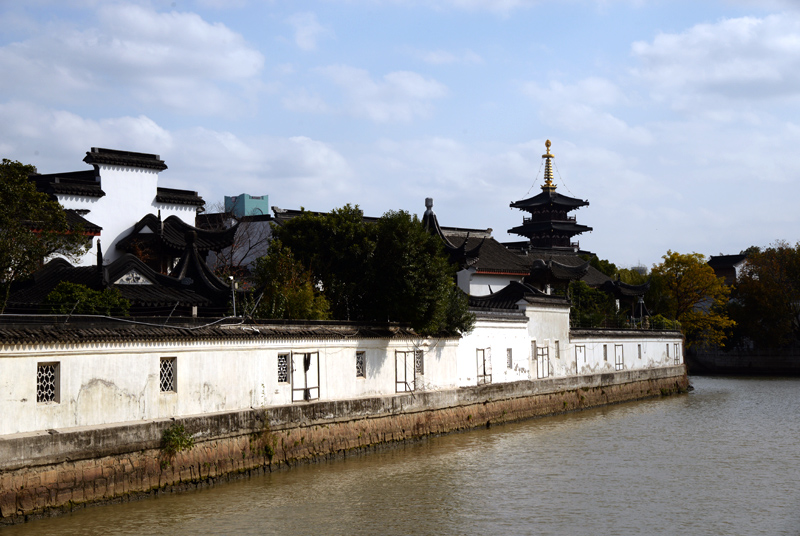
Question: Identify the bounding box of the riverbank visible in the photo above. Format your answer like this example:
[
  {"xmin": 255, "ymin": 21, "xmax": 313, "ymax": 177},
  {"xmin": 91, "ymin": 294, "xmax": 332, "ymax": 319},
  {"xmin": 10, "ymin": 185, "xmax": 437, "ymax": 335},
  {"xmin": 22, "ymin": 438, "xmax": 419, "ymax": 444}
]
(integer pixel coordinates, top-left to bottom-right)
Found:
[{"xmin": 0, "ymin": 366, "xmax": 687, "ymax": 525}]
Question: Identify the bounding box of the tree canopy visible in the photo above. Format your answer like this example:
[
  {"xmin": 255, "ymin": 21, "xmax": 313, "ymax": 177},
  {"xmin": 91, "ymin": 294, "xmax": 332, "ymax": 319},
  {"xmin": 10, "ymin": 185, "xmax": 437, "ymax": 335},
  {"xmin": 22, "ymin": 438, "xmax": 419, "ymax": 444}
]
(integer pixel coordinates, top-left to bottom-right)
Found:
[
  {"xmin": 729, "ymin": 241, "xmax": 800, "ymax": 349},
  {"xmin": 45, "ymin": 282, "xmax": 130, "ymax": 316},
  {"xmin": 271, "ymin": 205, "xmax": 473, "ymax": 335},
  {"xmin": 649, "ymin": 251, "xmax": 734, "ymax": 348},
  {"xmin": 250, "ymin": 239, "xmax": 330, "ymax": 320},
  {"xmin": 0, "ymin": 159, "xmax": 88, "ymax": 313}
]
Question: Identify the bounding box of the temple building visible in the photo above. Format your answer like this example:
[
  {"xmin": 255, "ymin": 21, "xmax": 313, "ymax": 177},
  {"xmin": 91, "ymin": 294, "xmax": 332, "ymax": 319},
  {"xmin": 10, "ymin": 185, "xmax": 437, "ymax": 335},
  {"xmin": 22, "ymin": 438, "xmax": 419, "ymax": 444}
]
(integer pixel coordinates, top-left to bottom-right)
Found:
[{"xmin": 505, "ymin": 140, "xmax": 592, "ymax": 254}]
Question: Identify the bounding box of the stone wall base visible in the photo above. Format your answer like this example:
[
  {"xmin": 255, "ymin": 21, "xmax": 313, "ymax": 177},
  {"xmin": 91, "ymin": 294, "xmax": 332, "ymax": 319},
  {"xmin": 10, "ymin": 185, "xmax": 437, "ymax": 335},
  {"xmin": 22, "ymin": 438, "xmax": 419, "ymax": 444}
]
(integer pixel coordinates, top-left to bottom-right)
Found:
[{"xmin": 0, "ymin": 367, "xmax": 687, "ymax": 525}]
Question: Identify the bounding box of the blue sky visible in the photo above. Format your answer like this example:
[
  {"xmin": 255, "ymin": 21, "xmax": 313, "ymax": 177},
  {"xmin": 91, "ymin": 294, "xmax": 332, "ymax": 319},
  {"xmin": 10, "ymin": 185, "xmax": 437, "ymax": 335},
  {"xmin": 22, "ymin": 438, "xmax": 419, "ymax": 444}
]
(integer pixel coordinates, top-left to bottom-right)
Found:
[{"xmin": 1, "ymin": 0, "xmax": 798, "ymax": 267}]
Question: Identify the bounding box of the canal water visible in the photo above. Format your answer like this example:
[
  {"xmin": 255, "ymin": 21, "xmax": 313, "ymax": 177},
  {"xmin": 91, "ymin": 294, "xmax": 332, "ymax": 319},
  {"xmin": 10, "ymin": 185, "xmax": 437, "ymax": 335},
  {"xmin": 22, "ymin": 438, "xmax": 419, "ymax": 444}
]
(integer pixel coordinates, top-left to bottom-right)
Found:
[{"xmin": 6, "ymin": 376, "xmax": 800, "ymax": 535}]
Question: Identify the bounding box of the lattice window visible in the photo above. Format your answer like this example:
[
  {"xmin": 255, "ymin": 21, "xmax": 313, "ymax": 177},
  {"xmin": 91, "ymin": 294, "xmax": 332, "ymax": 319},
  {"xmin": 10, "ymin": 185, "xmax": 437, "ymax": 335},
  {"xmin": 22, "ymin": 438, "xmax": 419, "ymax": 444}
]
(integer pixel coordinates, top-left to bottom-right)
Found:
[
  {"xmin": 536, "ymin": 346, "xmax": 550, "ymax": 379},
  {"xmin": 160, "ymin": 357, "xmax": 176, "ymax": 392},
  {"xmin": 674, "ymin": 343, "xmax": 680, "ymax": 365},
  {"xmin": 37, "ymin": 363, "xmax": 59, "ymax": 403},
  {"xmin": 356, "ymin": 351, "xmax": 366, "ymax": 378},
  {"xmin": 414, "ymin": 350, "xmax": 424, "ymax": 375},
  {"xmin": 477, "ymin": 348, "xmax": 492, "ymax": 385},
  {"xmin": 506, "ymin": 348, "xmax": 513, "ymax": 369},
  {"xmin": 278, "ymin": 353, "xmax": 289, "ymax": 383}
]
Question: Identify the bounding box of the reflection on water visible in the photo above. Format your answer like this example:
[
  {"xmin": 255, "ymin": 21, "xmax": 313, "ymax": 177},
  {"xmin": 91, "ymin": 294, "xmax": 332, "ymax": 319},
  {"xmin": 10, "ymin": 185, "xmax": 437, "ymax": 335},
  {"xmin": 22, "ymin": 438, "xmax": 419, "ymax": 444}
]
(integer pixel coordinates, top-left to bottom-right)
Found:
[{"xmin": 6, "ymin": 377, "xmax": 800, "ymax": 536}]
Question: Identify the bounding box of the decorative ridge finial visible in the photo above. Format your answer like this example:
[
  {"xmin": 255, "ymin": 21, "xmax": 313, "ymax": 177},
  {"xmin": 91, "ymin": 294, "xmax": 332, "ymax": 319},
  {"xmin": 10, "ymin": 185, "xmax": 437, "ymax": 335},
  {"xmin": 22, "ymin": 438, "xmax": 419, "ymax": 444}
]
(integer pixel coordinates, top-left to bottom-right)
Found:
[{"xmin": 541, "ymin": 139, "xmax": 556, "ymax": 191}]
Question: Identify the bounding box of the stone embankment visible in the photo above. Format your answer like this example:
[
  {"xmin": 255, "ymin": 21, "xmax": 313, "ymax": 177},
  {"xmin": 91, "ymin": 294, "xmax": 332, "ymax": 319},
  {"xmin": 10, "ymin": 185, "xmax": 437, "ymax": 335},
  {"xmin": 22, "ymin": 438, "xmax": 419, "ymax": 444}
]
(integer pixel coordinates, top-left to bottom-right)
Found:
[{"xmin": 0, "ymin": 366, "xmax": 687, "ymax": 525}]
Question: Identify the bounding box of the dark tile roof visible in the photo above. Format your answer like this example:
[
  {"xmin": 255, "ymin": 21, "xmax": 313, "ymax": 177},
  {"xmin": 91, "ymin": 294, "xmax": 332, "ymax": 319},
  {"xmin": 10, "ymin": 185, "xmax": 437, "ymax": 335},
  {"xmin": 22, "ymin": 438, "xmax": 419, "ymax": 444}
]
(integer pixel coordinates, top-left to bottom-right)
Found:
[
  {"xmin": 0, "ymin": 320, "xmax": 420, "ymax": 345},
  {"xmin": 707, "ymin": 254, "xmax": 747, "ymax": 268},
  {"xmin": 507, "ymin": 220, "xmax": 593, "ymax": 236},
  {"xmin": 468, "ymin": 281, "xmax": 565, "ymax": 310},
  {"xmin": 462, "ymin": 237, "xmax": 530, "ymax": 274},
  {"xmin": 156, "ymin": 187, "xmax": 205, "ymax": 207},
  {"xmin": 599, "ymin": 279, "xmax": 650, "ymax": 298},
  {"xmin": 65, "ymin": 209, "xmax": 102, "ymax": 235},
  {"xmin": 510, "ymin": 190, "xmax": 589, "ymax": 211},
  {"xmin": 528, "ymin": 258, "xmax": 590, "ymax": 281},
  {"xmin": 83, "ymin": 147, "xmax": 167, "ymax": 171},
  {"xmin": 7, "ymin": 253, "xmax": 225, "ymax": 311},
  {"xmin": 516, "ymin": 251, "xmax": 612, "ymax": 287},
  {"xmin": 116, "ymin": 214, "xmax": 238, "ymax": 253},
  {"xmin": 31, "ymin": 169, "xmax": 105, "ymax": 198}
]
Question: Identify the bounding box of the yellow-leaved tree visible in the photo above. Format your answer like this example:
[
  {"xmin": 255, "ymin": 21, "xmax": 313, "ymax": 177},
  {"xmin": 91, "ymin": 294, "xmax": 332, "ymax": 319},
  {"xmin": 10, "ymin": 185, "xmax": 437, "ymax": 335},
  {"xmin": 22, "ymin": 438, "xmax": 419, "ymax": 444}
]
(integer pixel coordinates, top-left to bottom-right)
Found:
[{"xmin": 649, "ymin": 251, "xmax": 735, "ymax": 348}]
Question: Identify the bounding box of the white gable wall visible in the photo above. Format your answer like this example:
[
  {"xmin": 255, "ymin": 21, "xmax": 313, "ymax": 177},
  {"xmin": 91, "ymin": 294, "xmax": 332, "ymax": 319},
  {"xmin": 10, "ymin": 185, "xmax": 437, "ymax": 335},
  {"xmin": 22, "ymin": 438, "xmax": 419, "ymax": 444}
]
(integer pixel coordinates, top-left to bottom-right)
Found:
[{"xmin": 56, "ymin": 164, "xmax": 197, "ymax": 266}]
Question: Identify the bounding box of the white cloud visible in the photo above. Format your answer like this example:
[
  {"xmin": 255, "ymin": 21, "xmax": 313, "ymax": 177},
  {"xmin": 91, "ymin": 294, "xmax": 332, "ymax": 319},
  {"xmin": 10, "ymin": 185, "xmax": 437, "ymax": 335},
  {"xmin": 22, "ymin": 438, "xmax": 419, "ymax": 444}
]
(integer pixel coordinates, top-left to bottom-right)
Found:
[
  {"xmin": 0, "ymin": 4, "xmax": 264, "ymax": 114},
  {"xmin": 416, "ymin": 48, "xmax": 483, "ymax": 65},
  {"xmin": 317, "ymin": 65, "xmax": 447, "ymax": 122},
  {"xmin": 286, "ymin": 12, "xmax": 332, "ymax": 51},
  {"xmin": 523, "ymin": 78, "xmax": 652, "ymax": 144},
  {"xmin": 632, "ymin": 14, "xmax": 800, "ymax": 105}
]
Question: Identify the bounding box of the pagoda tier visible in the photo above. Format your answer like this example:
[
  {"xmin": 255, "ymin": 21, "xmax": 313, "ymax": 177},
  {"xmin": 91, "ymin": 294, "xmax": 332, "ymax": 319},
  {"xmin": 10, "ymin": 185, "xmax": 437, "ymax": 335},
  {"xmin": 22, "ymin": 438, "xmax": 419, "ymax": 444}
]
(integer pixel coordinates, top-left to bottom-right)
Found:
[{"xmin": 508, "ymin": 140, "xmax": 592, "ymax": 250}]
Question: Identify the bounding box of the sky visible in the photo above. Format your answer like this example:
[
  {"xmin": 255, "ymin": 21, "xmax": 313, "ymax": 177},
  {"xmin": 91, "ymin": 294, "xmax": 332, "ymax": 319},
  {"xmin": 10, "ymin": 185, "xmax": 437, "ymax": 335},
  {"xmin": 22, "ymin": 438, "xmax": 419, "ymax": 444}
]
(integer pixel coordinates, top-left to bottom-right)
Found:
[{"xmin": 1, "ymin": 0, "xmax": 799, "ymax": 268}]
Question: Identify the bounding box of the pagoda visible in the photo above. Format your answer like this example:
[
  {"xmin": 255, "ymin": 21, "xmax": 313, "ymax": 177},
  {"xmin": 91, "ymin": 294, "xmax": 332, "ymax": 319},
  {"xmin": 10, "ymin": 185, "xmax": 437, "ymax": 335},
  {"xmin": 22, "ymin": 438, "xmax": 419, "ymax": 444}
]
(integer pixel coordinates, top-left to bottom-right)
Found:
[{"xmin": 508, "ymin": 140, "xmax": 592, "ymax": 252}]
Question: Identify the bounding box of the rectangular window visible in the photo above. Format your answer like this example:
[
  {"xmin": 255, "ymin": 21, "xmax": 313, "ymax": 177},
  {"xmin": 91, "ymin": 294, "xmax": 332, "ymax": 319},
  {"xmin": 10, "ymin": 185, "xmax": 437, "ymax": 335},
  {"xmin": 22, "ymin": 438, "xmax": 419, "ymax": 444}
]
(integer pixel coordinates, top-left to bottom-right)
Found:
[
  {"xmin": 414, "ymin": 349, "xmax": 424, "ymax": 375},
  {"xmin": 575, "ymin": 345, "xmax": 586, "ymax": 364},
  {"xmin": 554, "ymin": 341, "xmax": 560, "ymax": 360},
  {"xmin": 277, "ymin": 353, "xmax": 290, "ymax": 383},
  {"xmin": 477, "ymin": 348, "xmax": 492, "ymax": 385},
  {"xmin": 536, "ymin": 346, "xmax": 550, "ymax": 379},
  {"xmin": 666, "ymin": 344, "xmax": 670, "ymax": 357},
  {"xmin": 507, "ymin": 348, "xmax": 513, "ymax": 369},
  {"xmin": 356, "ymin": 351, "xmax": 366, "ymax": 378},
  {"xmin": 674, "ymin": 343, "xmax": 681, "ymax": 365},
  {"xmin": 638, "ymin": 344, "xmax": 642, "ymax": 360},
  {"xmin": 37, "ymin": 362, "xmax": 60, "ymax": 403},
  {"xmin": 159, "ymin": 357, "xmax": 176, "ymax": 392},
  {"xmin": 603, "ymin": 344, "xmax": 608, "ymax": 361},
  {"xmin": 614, "ymin": 345, "xmax": 624, "ymax": 371}
]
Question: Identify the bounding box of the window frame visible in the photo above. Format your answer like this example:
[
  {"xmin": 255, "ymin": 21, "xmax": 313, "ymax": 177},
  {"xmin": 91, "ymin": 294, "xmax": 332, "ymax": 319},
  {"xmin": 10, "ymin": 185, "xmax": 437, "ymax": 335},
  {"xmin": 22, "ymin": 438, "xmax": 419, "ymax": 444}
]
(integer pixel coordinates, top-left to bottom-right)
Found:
[
  {"xmin": 159, "ymin": 357, "xmax": 177, "ymax": 393},
  {"xmin": 37, "ymin": 362, "xmax": 60, "ymax": 404}
]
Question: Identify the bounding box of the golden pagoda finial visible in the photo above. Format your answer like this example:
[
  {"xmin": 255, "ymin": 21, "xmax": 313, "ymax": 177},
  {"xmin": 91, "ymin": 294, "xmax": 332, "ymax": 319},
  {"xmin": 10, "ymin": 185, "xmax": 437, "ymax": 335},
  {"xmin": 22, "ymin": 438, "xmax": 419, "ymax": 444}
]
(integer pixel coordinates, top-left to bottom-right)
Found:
[{"xmin": 541, "ymin": 139, "xmax": 556, "ymax": 191}]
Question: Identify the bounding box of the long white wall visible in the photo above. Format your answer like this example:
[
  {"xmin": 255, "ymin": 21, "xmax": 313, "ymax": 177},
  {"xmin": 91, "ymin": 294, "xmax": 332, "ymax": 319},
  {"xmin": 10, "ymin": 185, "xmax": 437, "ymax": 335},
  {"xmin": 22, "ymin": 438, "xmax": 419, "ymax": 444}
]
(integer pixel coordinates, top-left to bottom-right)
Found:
[
  {"xmin": 0, "ymin": 335, "xmax": 460, "ymax": 436},
  {"xmin": 0, "ymin": 316, "xmax": 683, "ymax": 437}
]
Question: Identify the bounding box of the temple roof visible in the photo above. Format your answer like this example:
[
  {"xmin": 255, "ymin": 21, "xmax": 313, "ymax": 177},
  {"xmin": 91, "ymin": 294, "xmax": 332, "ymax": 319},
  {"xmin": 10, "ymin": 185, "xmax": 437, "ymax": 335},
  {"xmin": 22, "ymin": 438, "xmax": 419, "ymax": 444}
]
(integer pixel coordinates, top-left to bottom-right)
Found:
[
  {"xmin": 31, "ymin": 169, "xmax": 105, "ymax": 198},
  {"xmin": 65, "ymin": 209, "xmax": 102, "ymax": 235},
  {"xmin": 510, "ymin": 189, "xmax": 589, "ymax": 211},
  {"xmin": 83, "ymin": 147, "xmax": 168, "ymax": 171},
  {"xmin": 507, "ymin": 220, "xmax": 593, "ymax": 237},
  {"xmin": 599, "ymin": 279, "xmax": 651, "ymax": 299},
  {"xmin": 528, "ymin": 258, "xmax": 591, "ymax": 282},
  {"xmin": 468, "ymin": 281, "xmax": 566, "ymax": 310},
  {"xmin": 156, "ymin": 187, "xmax": 205, "ymax": 207},
  {"xmin": 516, "ymin": 251, "xmax": 611, "ymax": 287},
  {"xmin": 169, "ymin": 231, "xmax": 232, "ymax": 299},
  {"xmin": 116, "ymin": 214, "xmax": 238, "ymax": 253},
  {"xmin": 7, "ymin": 254, "xmax": 217, "ymax": 311}
]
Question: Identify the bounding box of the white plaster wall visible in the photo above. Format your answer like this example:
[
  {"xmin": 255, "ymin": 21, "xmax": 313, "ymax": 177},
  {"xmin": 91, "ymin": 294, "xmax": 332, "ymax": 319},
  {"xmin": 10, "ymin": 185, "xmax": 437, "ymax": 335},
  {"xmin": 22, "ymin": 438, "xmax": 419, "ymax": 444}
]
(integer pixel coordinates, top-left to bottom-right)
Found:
[
  {"xmin": 456, "ymin": 317, "xmax": 531, "ymax": 386},
  {"xmin": 56, "ymin": 165, "xmax": 198, "ymax": 266},
  {"xmin": 567, "ymin": 336, "xmax": 683, "ymax": 376},
  {"xmin": 522, "ymin": 301, "xmax": 572, "ymax": 378},
  {"xmin": 468, "ymin": 273, "xmax": 525, "ymax": 296},
  {"xmin": 0, "ymin": 336, "xmax": 461, "ymax": 436}
]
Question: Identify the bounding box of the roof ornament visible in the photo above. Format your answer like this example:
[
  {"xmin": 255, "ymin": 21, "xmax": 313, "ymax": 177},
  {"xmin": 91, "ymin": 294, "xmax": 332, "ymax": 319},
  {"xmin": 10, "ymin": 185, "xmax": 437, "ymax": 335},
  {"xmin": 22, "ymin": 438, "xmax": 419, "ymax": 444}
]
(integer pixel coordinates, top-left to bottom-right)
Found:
[{"xmin": 542, "ymin": 139, "xmax": 556, "ymax": 192}]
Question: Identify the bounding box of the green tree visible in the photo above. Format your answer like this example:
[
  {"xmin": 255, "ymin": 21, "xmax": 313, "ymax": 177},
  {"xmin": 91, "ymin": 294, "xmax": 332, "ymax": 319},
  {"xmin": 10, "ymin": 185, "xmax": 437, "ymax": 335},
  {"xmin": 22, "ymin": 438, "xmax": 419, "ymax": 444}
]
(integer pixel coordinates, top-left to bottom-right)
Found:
[
  {"xmin": 729, "ymin": 241, "xmax": 800, "ymax": 349},
  {"xmin": 45, "ymin": 282, "xmax": 130, "ymax": 316},
  {"xmin": 569, "ymin": 280, "xmax": 619, "ymax": 327},
  {"xmin": 272, "ymin": 205, "xmax": 375, "ymax": 320},
  {"xmin": 1, "ymin": 159, "xmax": 88, "ymax": 312},
  {"xmin": 368, "ymin": 210, "xmax": 472, "ymax": 334},
  {"xmin": 271, "ymin": 206, "xmax": 473, "ymax": 335},
  {"xmin": 649, "ymin": 251, "xmax": 734, "ymax": 348},
  {"xmin": 250, "ymin": 240, "xmax": 330, "ymax": 320}
]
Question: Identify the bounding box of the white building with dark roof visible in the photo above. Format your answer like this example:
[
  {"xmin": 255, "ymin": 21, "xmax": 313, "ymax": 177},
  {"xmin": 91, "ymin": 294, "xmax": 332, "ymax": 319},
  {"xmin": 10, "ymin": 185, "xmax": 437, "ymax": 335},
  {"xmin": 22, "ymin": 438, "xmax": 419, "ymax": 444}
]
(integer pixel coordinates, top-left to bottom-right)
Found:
[{"xmin": 32, "ymin": 148, "xmax": 204, "ymax": 266}]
